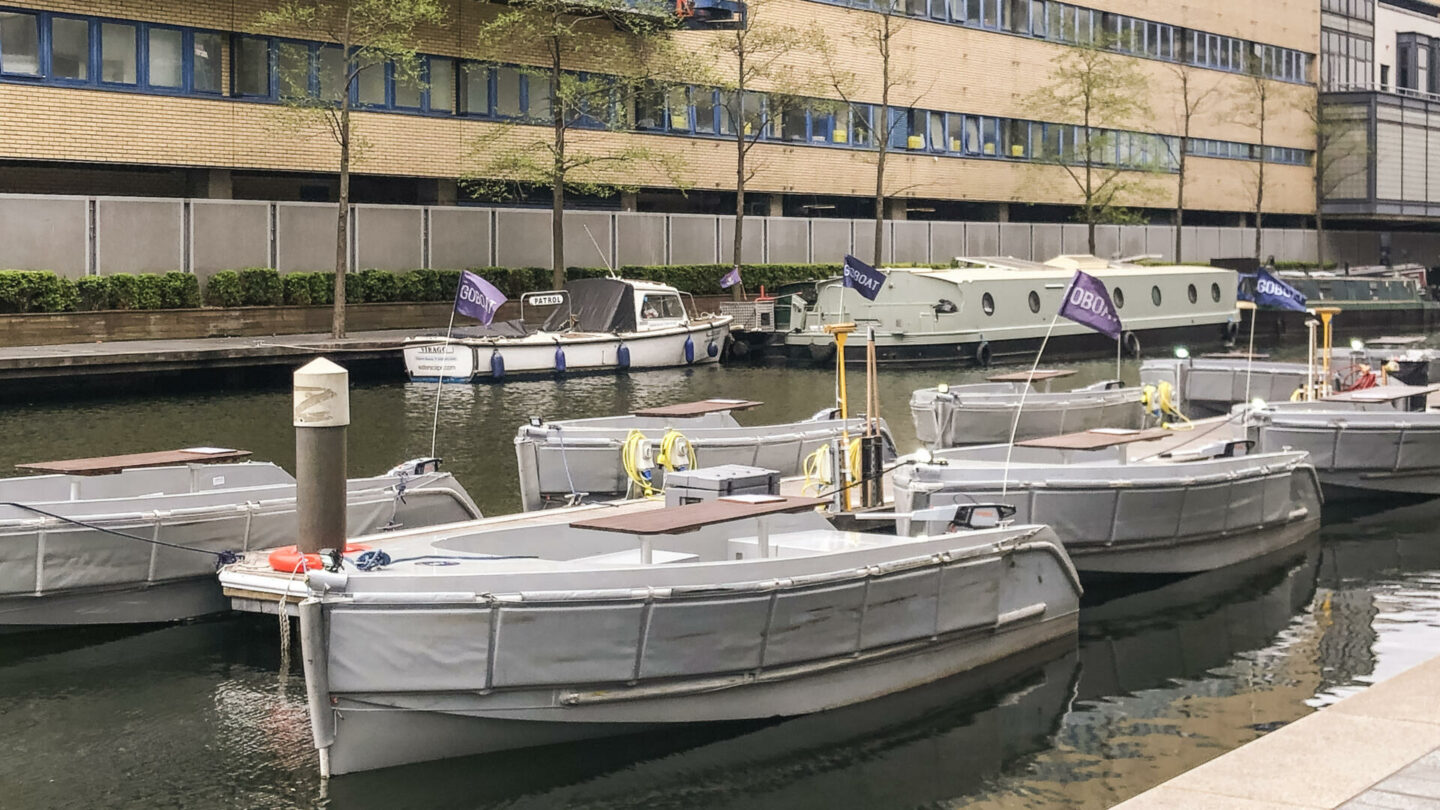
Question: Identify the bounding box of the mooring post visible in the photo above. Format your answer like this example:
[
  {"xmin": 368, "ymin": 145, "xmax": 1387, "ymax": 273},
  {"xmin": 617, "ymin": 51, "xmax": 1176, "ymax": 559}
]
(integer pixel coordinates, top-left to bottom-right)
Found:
[{"xmin": 294, "ymin": 358, "xmax": 350, "ymax": 554}]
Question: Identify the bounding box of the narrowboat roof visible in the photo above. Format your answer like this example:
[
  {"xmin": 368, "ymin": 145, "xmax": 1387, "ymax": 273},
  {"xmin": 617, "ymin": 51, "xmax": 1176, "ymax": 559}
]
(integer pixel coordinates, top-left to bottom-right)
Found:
[{"xmin": 817, "ymin": 256, "xmax": 1236, "ymax": 286}]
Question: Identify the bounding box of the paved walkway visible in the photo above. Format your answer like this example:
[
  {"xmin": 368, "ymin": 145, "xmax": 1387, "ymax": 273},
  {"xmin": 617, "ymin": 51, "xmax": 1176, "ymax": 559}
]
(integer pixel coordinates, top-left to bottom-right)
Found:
[
  {"xmin": 0, "ymin": 330, "xmax": 417, "ymax": 381},
  {"xmin": 1114, "ymin": 654, "xmax": 1440, "ymax": 809}
]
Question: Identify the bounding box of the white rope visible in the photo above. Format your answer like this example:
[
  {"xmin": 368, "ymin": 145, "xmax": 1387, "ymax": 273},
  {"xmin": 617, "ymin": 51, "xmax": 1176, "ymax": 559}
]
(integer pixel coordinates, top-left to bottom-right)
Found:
[{"xmin": 1001, "ymin": 311, "xmax": 1063, "ymax": 497}]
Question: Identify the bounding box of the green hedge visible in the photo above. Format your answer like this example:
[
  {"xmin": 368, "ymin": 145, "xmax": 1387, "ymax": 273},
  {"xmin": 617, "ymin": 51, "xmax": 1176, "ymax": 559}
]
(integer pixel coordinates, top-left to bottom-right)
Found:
[{"xmin": 0, "ymin": 263, "xmax": 839, "ymax": 314}]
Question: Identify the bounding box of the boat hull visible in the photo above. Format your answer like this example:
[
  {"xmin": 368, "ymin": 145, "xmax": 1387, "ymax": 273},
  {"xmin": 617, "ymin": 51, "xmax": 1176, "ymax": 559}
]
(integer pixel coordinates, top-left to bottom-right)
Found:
[
  {"xmin": 405, "ymin": 320, "xmax": 731, "ymax": 382},
  {"xmin": 0, "ymin": 472, "xmax": 479, "ymax": 627},
  {"xmin": 1252, "ymin": 406, "xmax": 1440, "ymax": 500},
  {"xmin": 298, "ymin": 526, "xmax": 1081, "ymax": 775},
  {"xmin": 894, "ymin": 448, "xmax": 1322, "ymax": 575},
  {"xmin": 911, "ymin": 383, "xmax": 1142, "ymax": 448}
]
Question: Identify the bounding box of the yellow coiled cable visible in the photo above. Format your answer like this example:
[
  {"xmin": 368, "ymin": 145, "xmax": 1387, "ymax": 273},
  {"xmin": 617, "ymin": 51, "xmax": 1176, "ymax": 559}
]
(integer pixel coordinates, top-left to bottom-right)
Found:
[{"xmin": 621, "ymin": 429, "xmax": 657, "ymax": 498}]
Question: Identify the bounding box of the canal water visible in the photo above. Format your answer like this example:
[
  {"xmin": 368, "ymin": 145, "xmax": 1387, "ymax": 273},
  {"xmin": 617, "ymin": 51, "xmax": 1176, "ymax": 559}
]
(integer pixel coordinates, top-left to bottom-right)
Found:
[{"xmin": 3, "ymin": 357, "xmax": 1440, "ymax": 809}]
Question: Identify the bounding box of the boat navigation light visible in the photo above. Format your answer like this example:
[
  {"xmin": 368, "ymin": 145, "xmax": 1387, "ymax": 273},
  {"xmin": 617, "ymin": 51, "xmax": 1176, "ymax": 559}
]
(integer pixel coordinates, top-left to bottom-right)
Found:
[
  {"xmin": 1251, "ymin": 398, "xmax": 1267, "ymax": 409},
  {"xmin": 1350, "ymin": 338, "xmax": 1365, "ymax": 352},
  {"xmin": 914, "ymin": 447, "xmax": 934, "ymax": 465},
  {"xmin": 1174, "ymin": 346, "xmax": 1190, "ymax": 359}
]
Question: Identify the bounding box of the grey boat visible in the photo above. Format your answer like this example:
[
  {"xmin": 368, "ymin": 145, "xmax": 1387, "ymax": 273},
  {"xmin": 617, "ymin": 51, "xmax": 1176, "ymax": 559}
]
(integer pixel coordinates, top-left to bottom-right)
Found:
[
  {"xmin": 515, "ymin": 399, "xmax": 893, "ymax": 510},
  {"xmin": 1250, "ymin": 385, "xmax": 1440, "ymax": 500},
  {"xmin": 1140, "ymin": 354, "xmax": 1313, "ymax": 418},
  {"xmin": 911, "ymin": 369, "xmax": 1140, "ymax": 448},
  {"xmin": 268, "ymin": 494, "xmax": 1080, "ymax": 775},
  {"xmin": 892, "ymin": 426, "xmax": 1322, "ymax": 575},
  {"xmin": 0, "ymin": 452, "xmax": 480, "ymax": 627}
]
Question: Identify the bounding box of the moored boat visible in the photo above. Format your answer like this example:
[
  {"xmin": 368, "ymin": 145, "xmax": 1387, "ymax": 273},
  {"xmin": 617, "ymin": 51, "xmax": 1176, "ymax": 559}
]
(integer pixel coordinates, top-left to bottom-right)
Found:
[
  {"xmin": 513, "ymin": 399, "xmax": 894, "ymax": 510},
  {"xmin": 892, "ymin": 426, "xmax": 1322, "ymax": 575},
  {"xmin": 0, "ymin": 450, "xmax": 480, "ymax": 627},
  {"xmin": 280, "ymin": 495, "xmax": 1081, "ymax": 775},
  {"xmin": 785, "ymin": 255, "xmax": 1239, "ymax": 366},
  {"xmin": 910, "ymin": 369, "xmax": 1141, "ymax": 448},
  {"xmin": 403, "ymin": 277, "xmax": 732, "ymax": 382}
]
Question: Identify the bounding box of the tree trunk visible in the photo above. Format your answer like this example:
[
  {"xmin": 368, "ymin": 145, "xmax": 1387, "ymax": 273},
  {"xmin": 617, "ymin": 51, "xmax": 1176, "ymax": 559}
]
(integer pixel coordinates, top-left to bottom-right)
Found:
[
  {"xmin": 1254, "ymin": 88, "xmax": 1266, "ymax": 262},
  {"xmin": 1174, "ymin": 153, "xmax": 1185, "ymax": 262},
  {"xmin": 333, "ymin": 101, "xmax": 349, "ymax": 339},
  {"xmin": 873, "ymin": 17, "xmax": 891, "ymax": 268},
  {"xmin": 550, "ymin": 43, "xmax": 565, "ymax": 291},
  {"xmin": 873, "ymin": 147, "xmax": 886, "ymax": 267},
  {"xmin": 1315, "ymin": 183, "xmax": 1327, "ymax": 270}
]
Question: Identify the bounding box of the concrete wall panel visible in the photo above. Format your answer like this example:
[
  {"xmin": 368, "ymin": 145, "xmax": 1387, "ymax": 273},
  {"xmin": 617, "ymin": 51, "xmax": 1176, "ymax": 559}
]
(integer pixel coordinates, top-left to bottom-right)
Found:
[
  {"xmin": 1194, "ymin": 227, "xmax": 1221, "ymax": 262},
  {"xmin": 430, "ymin": 207, "xmax": 492, "ymax": 269},
  {"xmin": 97, "ymin": 198, "xmax": 183, "ymax": 275},
  {"xmin": 1119, "ymin": 225, "xmax": 1147, "ymax": 259},
  {"xmin": 670, "ymin": 215, "xmax": 719, "ymax": 265},
  {"xmin": 1289, "ymin": 229, "xmax": 1317, "ymax": 263},
  {"xmin": 355, "ymin": 206, "xmax": 423, "ymax": 270},
  {"xmin": 1260, "ymin": 228, "xmax": 1287, "ymax": 264},
  {"xmin": 1218, "ymin": 227, "xmax": 1248, "ymax": 259},
  {"xmin": 192, "ymin": 201, "xmax": 268, "ymax": 279},
  {"xmin": 562, "ymin": 211, "xmax": 614, "ymax": 269},
  {"xmin": 999, "ymin": 223, "xmax": 1031, "ymax": 259},
  {"xmin": 615, "ymin": 213, "xmax": 666, "ymax": 267},
  {"xmin": 929, "ymin": 222, "xmax": 965, "ymax": 261},
  {"xmin": 812, "ymin": 220, "xmax": 854, "ymax": 263},
  {"xmin": 891, "ymin": 221, "xmax": 929, "ymax": 263},
  {"xmin": 1094, "ymin": 225, "xmax": 1120, "ymax": 260},
  {"xmin": 718, "ymin": 217, "xmax": 764, "ymax": 265},
  {"xmin": 852, "ymin": 220, "xmax": 877, "ymax": 265},
  {"xmin": 1061, "ymin": 224, "xmax": 1088, "ymax": 255},
  {"xmin": 495, "ymin": 209, "xmax": 553, "ymax": 269},
  {"xmin": 966, "ymin": 222, "xmax": 999, "ymax": 256},
  {"xmin": 277, "ymin": 203, "xmax": 339, "ymax": 272},
  {"xmin": 0, "ymin": 196, "xmax": 87, "ymax": 277},
  {"xmin": 1393, "ymin": 231, "xmax": 1440, "ymax": 265},
  {"xmin": 1032, "ymin": 224, "xmax": 1062, "ymax": 261},
  {"xmin": 766, "ymin": 217, "xmax": 809, "ymax": 263},
  {"xmin": 1146, "ymin": 225, "xmax": 1176, "ymax": 262}
]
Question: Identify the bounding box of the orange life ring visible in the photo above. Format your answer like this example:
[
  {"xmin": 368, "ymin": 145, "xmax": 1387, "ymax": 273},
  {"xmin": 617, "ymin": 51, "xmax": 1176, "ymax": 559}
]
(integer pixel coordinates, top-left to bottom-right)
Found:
[{"xmin": 267, "ymin": 543, "xmax": 370, "ymax": 573}]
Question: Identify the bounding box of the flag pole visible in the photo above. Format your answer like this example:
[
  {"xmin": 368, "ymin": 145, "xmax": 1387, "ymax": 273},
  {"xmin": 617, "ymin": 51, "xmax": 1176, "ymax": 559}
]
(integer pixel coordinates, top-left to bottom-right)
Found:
[
  {"xmin": 1239, "ymin": 301, "xmax": 1258, "ymax": 430},
  {"xmin": 1001, "ymin": 311, "xmax": 1063, "ymax": 498},
  {"xmin": 429, "ymin": 281, "xmax": 462, "ymax": 459},
  {"xmin": 1116, "ymin": 335, "xmax": 1122, "ymax": 383}
]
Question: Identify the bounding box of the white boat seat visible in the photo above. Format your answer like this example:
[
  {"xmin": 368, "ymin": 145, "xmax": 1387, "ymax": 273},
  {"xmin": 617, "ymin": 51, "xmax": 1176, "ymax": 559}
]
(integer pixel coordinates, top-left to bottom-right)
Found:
[{"xmin": 572, "ymin": 548, "xmax": 700, "ymax": 566}]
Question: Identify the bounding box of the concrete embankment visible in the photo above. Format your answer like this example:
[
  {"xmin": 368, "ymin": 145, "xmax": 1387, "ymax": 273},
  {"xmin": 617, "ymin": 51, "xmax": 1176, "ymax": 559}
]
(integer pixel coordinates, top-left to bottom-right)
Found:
[{"xmin": 1115, "ymin": 653, "xmax": 1440, "ymax": 809}]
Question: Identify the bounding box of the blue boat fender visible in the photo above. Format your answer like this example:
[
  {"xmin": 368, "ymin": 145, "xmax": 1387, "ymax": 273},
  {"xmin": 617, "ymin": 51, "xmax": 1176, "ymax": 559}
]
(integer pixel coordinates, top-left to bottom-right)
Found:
[
  {"xmin": 490, "ymin": 350, "xmax": 505, "ymax": 379},
  {"xmin": 617, "ymin": 342, "xmax": 631, "ymax": 369},
  {"xmin": 554, "ymin": 345, "xmax": 567, "ymax": 372},
  {"xmin": 684, "ymin": 336, "xmax": 695, "ymax": 364},
  {"xmin": 706, "ymin": 339, "xmax": 719, "ymax": 358}
]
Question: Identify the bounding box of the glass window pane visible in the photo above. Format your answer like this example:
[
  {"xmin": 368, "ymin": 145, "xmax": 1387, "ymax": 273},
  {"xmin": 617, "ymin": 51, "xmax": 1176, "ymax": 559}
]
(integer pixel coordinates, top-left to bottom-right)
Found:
[
  {"xmin": 51, "ymin": 18, "xmax": 88, "ymax": 80},
  {"xmin": 428, "ymin": 57, "xmax": 454, "ymax": 112},
  {"xmin": 395, "ymin": 62, "xmax": 422, "ymax": 108},
  {"xmin": 495, "ymin": 67, "xmax": 521, "ymax": 116},
  {"xmin": 694, "ymin": 89, "xmax": 715, "ymax": 134},
  {"xmin": 460, "ymin": 63, "xmax": 489, "ymax": 115},
  {"xmin": 982, "ymin": 118, "xmax": 998, "ymax": 155},
  {"xmin": 100, "ymin": 23, "xmax": 137, "ymax": 84},
  {"xmin": 782, "ymin": 102, "xmax": 806, "ymax": 141},
  {"xmin": 851, "ymin": 104, "xmax": 872, "ymax": 146},
  {"xmin": 357, "ymin": 61, "xmax": 385, "ymax": 105},
  {"xmin": 277, "ymin": 42, "xmax": 309, "ymax": 98},
  {"xmin": 235, "ymin": 37, "xmax": 269, "ymax": 96},
  {"xmin": 742, "ymin": 92, "xmax": 764, "ymax": 135},
  {"xmin": 0, "ymin": 12, "xmax": 39, "ymax": 75},
  {"xmin": 528, "ymin": 75, "xmax": 552, "ymax": 121},
  {"xmin": 149, "ymin": 28, "xmax": 183, "ymax": 87},
  {"xmin": 192, "ymin": 32, "xmax": 223, "ymax": 92},
  {"xmin": 929, "ymin": 112, "xmax": 945, "ymax": 151},
  {"xmin": 667, "ymin": 86, "xmax": 690, "ymax": 130},
  {"xmin": 317, "ymin": 47, "xmax": 345, "ymax": 102}
]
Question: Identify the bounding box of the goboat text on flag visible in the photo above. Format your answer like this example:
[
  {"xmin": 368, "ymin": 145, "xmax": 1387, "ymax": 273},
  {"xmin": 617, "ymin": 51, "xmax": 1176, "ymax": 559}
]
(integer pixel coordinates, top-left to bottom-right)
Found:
[
  {"xmin": 842, "ymin": 254, "xmax": 888, "ymax": 301},
  {"xmin": 1239, "ymin": 268, "xmax": 1308, "ymax": 313},
  {"xmin": 1057, "ymin": 270, "xmax": 1122, "ymax": 340},
  {"xmin": 455, "ymin": 270, "xmax": 507, "ymax": 326}
]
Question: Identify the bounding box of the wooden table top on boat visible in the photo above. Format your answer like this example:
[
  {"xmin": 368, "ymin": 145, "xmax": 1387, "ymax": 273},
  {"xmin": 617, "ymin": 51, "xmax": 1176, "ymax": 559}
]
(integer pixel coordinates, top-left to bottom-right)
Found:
[
  {"xmin": 1016, "ymin": 427, "xmax": 1174, "ymax": 451},
  {"xmin": 1321, "ymin": 384, "xmax": 1440, "ymax": 403},
  {"xmin": 631, "ymin": 399, "xmax": 763, "ymax": 418},
  {"xmin": 569, "ymin": 495, "xmax": 824, "ymax": 534},
  {"xmin": 1201, "ymin": 351, "xmax": 1271, "ymax": 359},
  {"xmin": 15, "ymin": 447, "xmax": 253, "ymax": 475},
  {"xmin": 985, "ymin": 369, "xmax": 1077, "ymax": 383}
]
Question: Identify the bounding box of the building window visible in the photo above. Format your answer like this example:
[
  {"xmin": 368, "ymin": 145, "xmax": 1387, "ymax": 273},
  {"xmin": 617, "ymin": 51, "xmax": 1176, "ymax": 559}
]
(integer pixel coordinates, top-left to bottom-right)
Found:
[
  {"xmin": 149, "ymin": 27, "xmax": 184, "ymax": 88},
  {"xmin": 460, "ymin": 62, "xmax": 489, "ymax": 115},
  {"xmin": 315, "ymin": 46, "xmax": 345, "ymax": 102},
  {"xmin": 357, "ymin": 61, "xmax": 386, "ymax": 106},
  {"xmin": 0, "ymin": 11, "xmax": 39, "ymax": 75},
  {"xmin": 235, "ymin": 36, "xmax": 270, "ymax": 97},
  {"xmin": 495, "ymin": 68, "xmax": 520, "ymax": 116},
  {"xmin": 100, "ymin": 22, "xmax": 137, "ymax": 84},
  {"xmin": 528, "ymin": 74, "xmax": 553, "ymax": 122},
  {"xmin": 276, "ymin": 41, "xmax": 309, "ymax": 98},
  {"xmin": 428, "ymin": 57, "xmax": 454, "ymax": 113},
  {"xmin": 694, "ymin": 88, "xmax": 717, "ymax": 134},
  {"xmin": 50, "ymin": 17, "xmax": 88, "ymax": 81},
  {"xmin": 667, "ymin": 85, "xmax": 691, "ymax": 132},
  {"xmin": 193, "ymin": 32, "xmax": 223, "ymax": 93}
]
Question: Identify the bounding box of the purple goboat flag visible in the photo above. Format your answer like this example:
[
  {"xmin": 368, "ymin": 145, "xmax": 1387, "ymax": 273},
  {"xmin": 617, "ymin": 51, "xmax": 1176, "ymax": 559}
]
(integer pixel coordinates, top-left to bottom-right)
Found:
[
  {"xmin": 842, "ymin": 254, "xmax": 887, "ymax": 301},
  {"xmin": 454, "ymin": 270, "xmax": 506, "ymax": 326},
  {"xmin": 720, "ymin": 266, "xmax": 742, "ymax": 289},
  {"xmin": 1058, "ymin": 270, "xmax": 1122, "ymax": 340}
]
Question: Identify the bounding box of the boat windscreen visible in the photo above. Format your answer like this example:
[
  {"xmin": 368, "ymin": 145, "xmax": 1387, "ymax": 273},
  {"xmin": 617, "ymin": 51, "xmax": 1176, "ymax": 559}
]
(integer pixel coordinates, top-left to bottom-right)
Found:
[{"xmin": 544, "ymin": 278, "xmax": 637, "ymax": 333}]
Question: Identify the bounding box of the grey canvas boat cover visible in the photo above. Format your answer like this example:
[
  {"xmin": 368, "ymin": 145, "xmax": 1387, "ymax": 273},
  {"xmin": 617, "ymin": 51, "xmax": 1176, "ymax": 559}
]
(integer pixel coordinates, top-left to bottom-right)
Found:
[
  {"xmin": 544, "ymin": 278, "xmax": 637, "ymax": 333},
  {"xmin": 451, "ymin": 319, "xmax": 530, "ymax": 339}
]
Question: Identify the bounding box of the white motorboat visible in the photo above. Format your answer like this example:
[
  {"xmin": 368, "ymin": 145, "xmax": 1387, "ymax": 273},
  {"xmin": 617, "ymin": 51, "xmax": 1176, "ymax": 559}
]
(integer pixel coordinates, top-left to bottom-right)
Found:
[
  {"xmin": 910, "ymin": 369, "xmax": 1141, "ymax": 448},
  {"xmin": 892, "ymin": 426, "xmax": 1322, "ymax": 575},
  {"xmin": 404, "ymin": 278, "xmax": 732, "ymax": 381},
  {"xmin": 242, "ymin": 494, "xmax": 1081, "ymax": 775},
  {"xmin": 786, "ymin": 255, "xmax": 1239, "ymax": 365},
  {"xmin": 0, "ymin": 450, "xmax": 480, "ymax": 627},
  {"xmin": 513, "ymin": 399, "xmax": 894, "ymax": 510}
]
